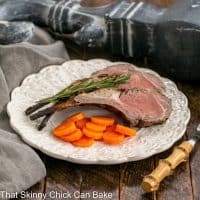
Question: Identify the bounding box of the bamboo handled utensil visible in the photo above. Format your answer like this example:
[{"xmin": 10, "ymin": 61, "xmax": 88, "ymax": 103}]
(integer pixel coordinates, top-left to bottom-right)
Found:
[{"xmin": 141, "ymin": 123, "xmax": 200, "ymax": 192}]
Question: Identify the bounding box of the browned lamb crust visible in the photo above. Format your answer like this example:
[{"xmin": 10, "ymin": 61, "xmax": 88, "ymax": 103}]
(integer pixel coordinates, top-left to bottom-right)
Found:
[{"xmin": 74, "ymin": 88, "xmax": 172, "ymax": 127}]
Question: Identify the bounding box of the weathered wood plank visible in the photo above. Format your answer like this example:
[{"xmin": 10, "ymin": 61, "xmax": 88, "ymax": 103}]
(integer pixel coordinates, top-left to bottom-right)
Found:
[
  {"xmin": 155, "ymin": 82, "xmax": 195, "ymax": 199},
  {"xmin": 19, "ymin": 180, "xmax": 46, "ymax": 200},
  {"xmin": 44, "ymin": 159, "xmax": 120, "ymax": 200},
  {"xmin": 178, "ymin": 83, "xmax": 200, "ymax": 200},
  {"xmin": 44, "ymin": 157, "xmax": 84, "ymax": 200},
  {"xmin": 120, "ymin": 158, "xmax": 155, "ymax": 200},
  {"xmin": 79, "ymin": 165, "xmax": 120, "ymax": 200},
  {"xmin": 155, "ymin": 143, "xmax": 193, "ymax": 200}
]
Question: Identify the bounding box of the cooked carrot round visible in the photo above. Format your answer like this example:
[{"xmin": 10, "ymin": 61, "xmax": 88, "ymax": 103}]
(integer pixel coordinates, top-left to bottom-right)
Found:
[
  {"xmin": 86, "ymin": 122, "xmax": 106, "ymax": 132},
  {"xmin": 72, "ymin": 136, "xmax": 94, "ymax": 147},
  {"xmin": 76, "ymin": 118, "xmax": 90, "ymax": 129},
  {"xmin": 53, "ymin": 121, "xmax": 77, "ymax": 137},
  {"xmin": 103, "ymin": 132, "xmax": 125, "ymax": 145},
  {"xmin": 53, "ymin": 113, "xmax": 137, "ymax": 147},
  {"xmin": 115, "ymin": 124, "xmax": 137, "ymax": 136},
  {"xmin": 61, "ymin": 129, "xmax": 83, "ymax": 142},
  {"xmin": 82, "ymin": 127, "xmax": 103, "ymax": 140},
  {"xmin": 91, "ymin": 116, "xmax": 115, "ymax": 126},
  {"xmin": 105, "ymin": 125, "xmax": 116, "ymax": 132},
  {"xmin": 67, "ymin": 112, "xmax": 85, "ymax": 122}
]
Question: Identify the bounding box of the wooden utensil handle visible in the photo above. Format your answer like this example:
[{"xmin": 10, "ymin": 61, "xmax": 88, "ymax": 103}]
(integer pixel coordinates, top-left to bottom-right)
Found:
[{"xmin": 141, "ymin": 141, "xmax": 193, "ymax": 192}]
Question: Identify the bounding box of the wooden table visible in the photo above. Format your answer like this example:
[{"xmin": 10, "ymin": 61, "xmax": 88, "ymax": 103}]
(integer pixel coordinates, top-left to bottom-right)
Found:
[{"xmin": 18, "ymin": 44, "xmax": 200, "ymax": 200}]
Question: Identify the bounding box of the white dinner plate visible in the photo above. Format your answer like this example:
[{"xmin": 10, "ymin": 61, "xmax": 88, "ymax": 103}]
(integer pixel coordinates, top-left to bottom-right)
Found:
[{"xmin": 7, "ymin": 59, "xmax": 190, "ymax": 164}]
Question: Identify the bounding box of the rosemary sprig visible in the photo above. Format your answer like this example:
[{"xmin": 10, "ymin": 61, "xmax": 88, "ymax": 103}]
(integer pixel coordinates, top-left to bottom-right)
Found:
[
  {"xmin": 25, "ymin": 73, "xmax": 131, "ymax": 130},
  {"xmin": 39, "ymin": 74, "xmax": 131, "ymax": 104}
]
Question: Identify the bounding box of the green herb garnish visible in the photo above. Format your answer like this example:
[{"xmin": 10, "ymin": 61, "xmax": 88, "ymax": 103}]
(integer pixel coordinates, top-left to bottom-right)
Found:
[{"xmin": 40, "ymin": 74, "xmax": 131, "ymax": 104}]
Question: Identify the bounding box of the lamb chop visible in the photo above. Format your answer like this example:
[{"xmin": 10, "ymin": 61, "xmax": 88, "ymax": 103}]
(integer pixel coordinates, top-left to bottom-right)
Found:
[
  {"xmin": 25, "ymin": 64, "xmax": 172, "ymax": 130},
  {"xmin": 92, "ymin": 64, "xmax": 166, "ymax": 92},
  {"xmin": 74, "ymin": 88, "xmax": 171, "ymax": 127}
]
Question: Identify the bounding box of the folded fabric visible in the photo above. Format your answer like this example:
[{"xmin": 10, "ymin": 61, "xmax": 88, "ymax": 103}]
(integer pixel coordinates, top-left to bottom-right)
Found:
[{"xmin": 0, "ymin": 27, "xmax": 69, "ymax": 199}]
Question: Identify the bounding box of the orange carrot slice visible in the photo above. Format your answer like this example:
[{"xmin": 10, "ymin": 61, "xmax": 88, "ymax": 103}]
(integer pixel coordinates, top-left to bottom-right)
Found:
[
  {"xmin": 115, "ymin": 124, "xmax": 137, "ymax": 136},
  {"xmin": 76, "ymin": 118, "xmax": 90, "ymax": 129},
  {"xmin": 53, "ymin": 121, "xmax": 77, "ymax": 137},
  {"xmin": 103, "ymin": 132, "xmax": 125, "ymax": 145},
  {"xmin": 82, "ymin": 127, "xmax": 103, "ymax": 140},
  {"xmin": 61, "ymin": 129, "xmax": 83, "ymax": 142},
  {"xmin": 105, "ymin": 125, "xmax": 116, "ymax": 132},
  {"xmin": 91, "ymin": 116, "xmax": 115, "ymax": 126},
  {"xmin": 67, "ymin": 112, "xmax": 85, "ymax": 122},
  {"xmin": 86, "ymin": 122, "xmax": 106, "ymax": 132},
  {"xmin": 72, "ymin": 136, "xmax": 94, "ymax": 147}
]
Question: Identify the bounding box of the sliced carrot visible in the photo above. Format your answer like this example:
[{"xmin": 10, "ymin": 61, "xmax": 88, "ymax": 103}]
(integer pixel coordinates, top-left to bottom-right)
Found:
[
  {"xmin": 61, "ymin": 129, "xmax": 83, "ymax": 142},
  {"xmin": 54, "ymin": 120, "xmax": 71, "ymax": 130},
  {"xmin": 82, "ymin": 127, "xmax": 103, "ymax": 140},
  {"xmin": 76, "ymin": 118, "xmax": 90, "ymax": 129},
  {"xmin": 53, "ymin": 113, "xmax": 136, "ymax": 147},
  {"xmin": 53, "ymin": 121, "xmax": 77, "ymax": 137},
  {"xmin": 115, "ymin": 124, "xmax": 137, "ymax": 136},
  {"xmin": 103, "ymin": 132, "xmax": 125, "ymax": 145},
  {"xmin": 67, "ymin": 112, "xmax": 85, "ymax": 122},
  {"xmin": 86, "ymin": 122, "xmax": 106, "ymax": 132},
  {"xmin": 105, "ymin": 125, "xmax": 116, "ymax": 132},
  {"xmin": 72, "ymin": 136, "xmax": 94, "ymax": 147},
  {"xmin": 91, "ymin": 116, "xmax": 115, "ymax": 126}
]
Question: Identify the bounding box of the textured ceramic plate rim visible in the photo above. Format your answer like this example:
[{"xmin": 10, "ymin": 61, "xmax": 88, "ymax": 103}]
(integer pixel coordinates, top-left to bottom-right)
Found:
[{"xmin": 7, "ymin": 59, "xmax": 190, "ymax": 164}]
